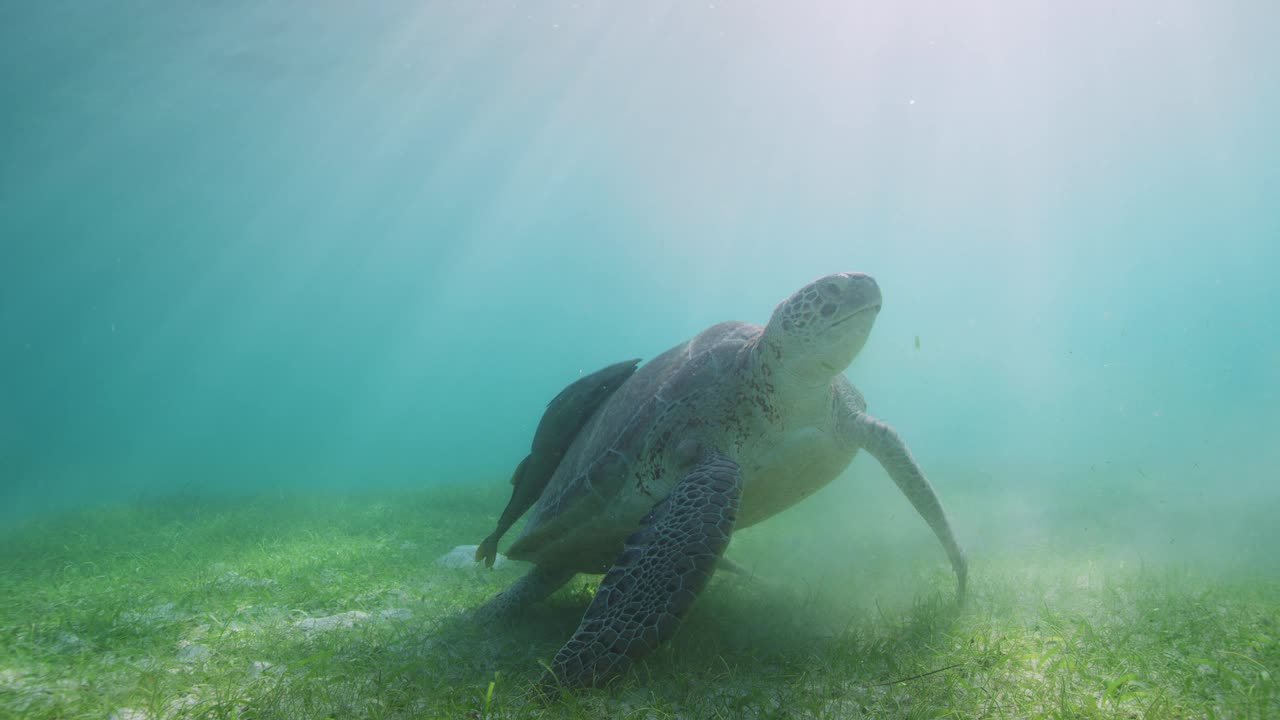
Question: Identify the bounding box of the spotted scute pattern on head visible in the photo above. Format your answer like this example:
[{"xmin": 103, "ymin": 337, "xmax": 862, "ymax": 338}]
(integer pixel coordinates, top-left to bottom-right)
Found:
[{"xmin": 539, "ymin": 449, "xmax": 742, "ymax": 693}]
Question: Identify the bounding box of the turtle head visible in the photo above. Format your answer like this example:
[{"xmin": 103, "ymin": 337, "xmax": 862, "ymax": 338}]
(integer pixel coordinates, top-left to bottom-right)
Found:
[{"xmin": 759, "ymin": 272, "xmax": 882, "ymax": 384}]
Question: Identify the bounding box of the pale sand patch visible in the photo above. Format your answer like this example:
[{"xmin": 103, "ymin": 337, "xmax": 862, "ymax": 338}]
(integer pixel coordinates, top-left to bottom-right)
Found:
[{"xmin": 436, "ymin": 544, "xmax": 523, "ymax": 569}]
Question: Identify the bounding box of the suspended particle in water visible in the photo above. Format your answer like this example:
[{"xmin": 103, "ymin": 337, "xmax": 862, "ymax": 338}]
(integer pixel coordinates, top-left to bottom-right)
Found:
[{"xmin": 914, "ymin": 335, "xmax": 921, "ymax": 350}]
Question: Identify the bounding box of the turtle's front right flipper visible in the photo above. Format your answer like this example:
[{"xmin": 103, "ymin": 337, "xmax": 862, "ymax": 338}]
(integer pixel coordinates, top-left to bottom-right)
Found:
[
  {"xmin": 476, "ymin": 359, "xmax": 641, "ymax": 567},
  {"xmin": 538, "ymin": 448, "xmax": 741, "ymax": 694}
]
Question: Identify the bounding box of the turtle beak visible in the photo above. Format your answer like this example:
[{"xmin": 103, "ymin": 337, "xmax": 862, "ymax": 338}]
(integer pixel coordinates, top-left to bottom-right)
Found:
[{"xmin": 831, "ymin": 304, "xmax": 880, "ymax": 327}]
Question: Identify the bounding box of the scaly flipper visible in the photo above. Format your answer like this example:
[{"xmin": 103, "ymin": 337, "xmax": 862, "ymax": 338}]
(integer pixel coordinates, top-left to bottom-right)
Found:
[
  {"xmin": 476, "ymin": 456, "xmax": 532, "ymax": 566},
  {"xmin": 474, "ymin": 564, "xmax": 577, "ymax": 624},
  {"xmin": 476, "ymin": 359, "xmax": 641, "ymax": 567},
  {"xmin": 842, "ymin": 410, "xmax": 968, "ymax": 600},
  {"xmin": 538, "ymin": 449, "xmax": 741, "ymax": 693}
]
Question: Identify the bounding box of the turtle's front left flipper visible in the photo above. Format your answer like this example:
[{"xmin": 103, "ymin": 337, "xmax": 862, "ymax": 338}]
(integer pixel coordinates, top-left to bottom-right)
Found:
[
  {"xmin": 844, "ymin": 411, "xmax": 968, "ymax": 601},
  {"xmin": 538, "ymin": 449, "xmax": 741, "ymax": 694}
]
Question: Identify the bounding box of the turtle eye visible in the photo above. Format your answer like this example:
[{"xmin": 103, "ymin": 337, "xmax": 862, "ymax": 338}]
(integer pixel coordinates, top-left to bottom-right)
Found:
[{"xmin": 820, "ymin": 303, "xmax": 837, "ymax": 317}]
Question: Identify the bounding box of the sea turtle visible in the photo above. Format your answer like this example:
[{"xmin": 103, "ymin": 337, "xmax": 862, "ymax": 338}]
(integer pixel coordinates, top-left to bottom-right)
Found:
[{"xmin": 476, "ymin": 272, "xmax": 967, "ymax": 693}]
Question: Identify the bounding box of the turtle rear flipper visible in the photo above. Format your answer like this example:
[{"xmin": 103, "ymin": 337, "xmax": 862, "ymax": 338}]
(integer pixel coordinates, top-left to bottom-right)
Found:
[
  {"xmin": 538, "ymin": 449, "xmax": 741, "ymax": 693},
  {"xmin": 474, "ymin": 565, "xmax": 577, "ymax": 623},
  {"xmin": 537, "ymin": 359, "xmax": 642, "ymax": 446},
  {"xmin": 477, "ymin": 359, "xmax": 641, "ymax": 564},
  {"xmin": 476, "ymin": 456, "xmax": 532, "ymax": 567}
]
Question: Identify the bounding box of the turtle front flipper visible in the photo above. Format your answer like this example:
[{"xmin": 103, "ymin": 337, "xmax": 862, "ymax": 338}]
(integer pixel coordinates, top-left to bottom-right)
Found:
[
  {"xmin": 538, "ymin": 449, "xmax": 741, "ymax": 694},
  {"xmin": 843, "ymin": 410, "xmax": 968, "ymax": 602}
]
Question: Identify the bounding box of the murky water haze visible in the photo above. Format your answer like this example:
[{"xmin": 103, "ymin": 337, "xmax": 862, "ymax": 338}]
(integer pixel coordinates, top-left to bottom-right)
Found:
[{"xmin": 2, "ymin": 1, "xmax": 1277, "ymax": 583}]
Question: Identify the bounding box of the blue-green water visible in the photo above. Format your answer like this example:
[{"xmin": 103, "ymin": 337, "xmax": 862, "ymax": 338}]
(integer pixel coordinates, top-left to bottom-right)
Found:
[
  {"xmin": 2, "ymin": 5, "xmax": 1280, "ymax": 717},
  {"xmin": 2, "ymin": 0, "xmax": 1277, "ymax": 543}
]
